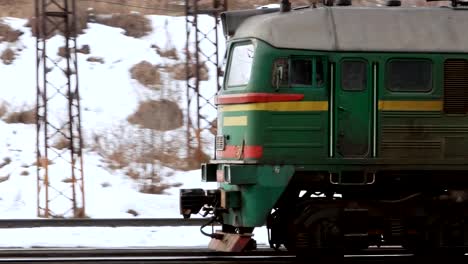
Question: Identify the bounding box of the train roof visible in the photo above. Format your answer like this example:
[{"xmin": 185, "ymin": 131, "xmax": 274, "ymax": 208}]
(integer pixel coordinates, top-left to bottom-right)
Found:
[{"xmin": 228, "ymin": 7, "xmax": 468, "ymax": 53}]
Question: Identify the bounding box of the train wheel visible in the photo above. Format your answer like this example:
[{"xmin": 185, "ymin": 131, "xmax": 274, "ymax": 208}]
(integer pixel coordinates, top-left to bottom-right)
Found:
[{"xmin": 285, "ymin": 209, "xmax": 343, "ymax": 257}]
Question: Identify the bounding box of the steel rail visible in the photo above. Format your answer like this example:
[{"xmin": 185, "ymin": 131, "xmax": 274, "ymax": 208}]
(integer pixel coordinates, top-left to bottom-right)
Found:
[
  {"xmin": 0, "ymin": 256, "xmax": 295, "ymax": 264},
  {"xmin": 0, "ymin": 248, "xmax": 464, "ymax": 264},
  {"xmin": 0, "ymin": 248, "xmax": 294, "ymax": 264},
  {"xmin": 0, "ymin": 218, "xmax": 214, "ymax": 228},
  {"xmin": 0, "ymin": 248, "xmax": 292, "ymax": 258}
]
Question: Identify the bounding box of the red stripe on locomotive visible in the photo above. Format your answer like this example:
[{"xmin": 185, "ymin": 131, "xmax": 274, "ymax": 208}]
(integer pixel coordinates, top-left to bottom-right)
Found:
[{"xmin": 215, "ymin": 93, "xmax": 304, "ymax": 105}]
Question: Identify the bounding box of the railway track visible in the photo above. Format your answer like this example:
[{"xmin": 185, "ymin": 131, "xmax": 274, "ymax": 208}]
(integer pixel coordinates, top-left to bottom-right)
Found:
[{"xmin": 0, "ymin": 247, "xmax": 463, "ymax": 264}]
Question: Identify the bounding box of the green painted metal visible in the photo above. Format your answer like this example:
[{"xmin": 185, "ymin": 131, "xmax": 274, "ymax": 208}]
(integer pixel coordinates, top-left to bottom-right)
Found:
[
  {"xmin": 212, "ymin": 38, "xmax": 468, "ymax": 228},
  {"xmin": 225, "ymin": 165, "xmax": 257, "ymax": 184},
  {"xmin": 334, "ymin": 57, "xmax": 373, "ymax": 158},
  {"xmin": 220, "ymin": 165, "xmax": 294, "ymax": 227}
]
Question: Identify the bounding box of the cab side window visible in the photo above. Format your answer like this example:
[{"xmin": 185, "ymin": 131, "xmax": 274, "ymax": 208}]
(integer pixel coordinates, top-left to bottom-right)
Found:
[
  {"xmin": 341, "ymin": 60, "xmax": 367, "ymax": 91},
  {"xmin": 271, "ymin": 57, "xmax": 325, "ymax": 88},
  {"xmin": 316, "ymin": 57, "xmax": 325, "ymax": 87},
  {"xmin": 272, "ymin": 58, "xmax": 289, "ymax": 88},
  {"xmin": 386, "ymin": 59, "xmax": 432, "ymax": 92},
  {"xmin": 291, "ymin": 59, "xmax": 312, "ymax": 86}
]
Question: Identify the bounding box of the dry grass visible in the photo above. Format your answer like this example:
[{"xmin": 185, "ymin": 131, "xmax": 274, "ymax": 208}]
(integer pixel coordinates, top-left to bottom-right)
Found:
[
  {"xmin": 0, "ymin": 0, "xmax": 33, "ymax": 18},
  {"xmin": 153, "ymin": 45, "xmax": 179, "ymax": 60},
  {"xmin": 126, "ymin": 209, "xmax": 139, "ymax": 216},
  {"xmin": 58, "ymin": 44, "xmax": 91, "ymax": 58},
  {"xmin": 95, "ymin": 13, "xmax": 152, "ymax": 38},
  {"xmin": 0, "ymin": 22, "xmax": 22, "ymax": 43},
  {"xmin": 0, "ymin": 157, "xmax": 11, "ymax": 169},
  {"xmin": 1, "ymin": 48, "xmax": 15, "ymax": 65},
  {"xmin": 87, "ymin": 56, "xmax": 104, "ymax": 64},
  {"xmin": 0, "ymin": 174, "xmax": 10, "ymax": 183},
  {"xmin": 0, "ymin": 103, "xmax": 8, "ymax": 118},
  {"xmin": 52, "ymin": 136, "xmax": 69, "ymax": 150},
  {"xmin": 125, "ymin": 168, "xmax": 140, "ymax": 180},
  {"xmin": 169, "ymin": 61, "xmax": 209, "ymax": 81},
  {"xmin": 139, "ymin": 183, "xmax": 171, "ymax": 194},
  {"xmin": 4, "ymin": 108, "xmax": 36, "ymax": 124},
  {"xmin": 130, "ymin": 61, "xmax": 162, "ymax": 88},
  {"xmin": 33, "ymin": 158, "xmax": 54, "ymax": 168},
  {"xmin": 127, "ymin": 99, "xmax": 183, "ymax": 131},
  {"xmin": 107, "ymin": 148, "xmax": 132, "ymax": 170}
]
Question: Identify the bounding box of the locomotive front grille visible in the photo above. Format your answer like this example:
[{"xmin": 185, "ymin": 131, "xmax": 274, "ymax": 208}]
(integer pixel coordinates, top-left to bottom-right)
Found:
[{"xmin": 215, "ymin": 135, "xmax": 226, "ymax": 151}]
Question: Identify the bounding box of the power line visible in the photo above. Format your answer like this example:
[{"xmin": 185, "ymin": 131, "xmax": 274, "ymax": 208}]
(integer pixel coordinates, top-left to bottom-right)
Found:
[{"xmin": 78, "ymin": 0, "xmax": 183, "ymax": 12}]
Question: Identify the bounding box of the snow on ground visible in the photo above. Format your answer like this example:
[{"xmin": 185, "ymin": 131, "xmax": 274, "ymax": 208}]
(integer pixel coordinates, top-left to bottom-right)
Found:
[{"xmin": 0, "ymin": 15, "xmax": 269, "ymax": 248}]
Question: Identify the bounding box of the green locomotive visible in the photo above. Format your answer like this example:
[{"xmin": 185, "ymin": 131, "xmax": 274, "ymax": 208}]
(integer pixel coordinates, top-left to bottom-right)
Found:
[{"xmin": 180, "ymin": 0, "xmax": 468, "ymax": 254}]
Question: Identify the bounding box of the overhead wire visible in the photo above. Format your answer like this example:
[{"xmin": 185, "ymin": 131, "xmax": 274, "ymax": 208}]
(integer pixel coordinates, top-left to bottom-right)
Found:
[{"xmin": 78, "ymin": 0, "xmax": 183, "ymax": 12}]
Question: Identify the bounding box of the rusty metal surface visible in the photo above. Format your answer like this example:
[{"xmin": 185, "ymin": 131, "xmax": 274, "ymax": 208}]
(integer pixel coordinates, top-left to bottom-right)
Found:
[{"xmin": 35, "ymin": 0, "xmax": 85, "ymax": 218}]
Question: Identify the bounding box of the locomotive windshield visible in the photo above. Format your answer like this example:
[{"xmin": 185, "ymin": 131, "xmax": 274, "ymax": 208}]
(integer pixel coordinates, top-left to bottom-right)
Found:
[{"xmin": 226, "ymin": 42, "xmax": 255, "ymax": 88}]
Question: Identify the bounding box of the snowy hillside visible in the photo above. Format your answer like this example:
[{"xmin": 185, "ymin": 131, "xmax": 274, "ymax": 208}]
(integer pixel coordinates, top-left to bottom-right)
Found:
[{"xmin": 0, "ymin": 14, "xmax": 269, "ymax": 247}]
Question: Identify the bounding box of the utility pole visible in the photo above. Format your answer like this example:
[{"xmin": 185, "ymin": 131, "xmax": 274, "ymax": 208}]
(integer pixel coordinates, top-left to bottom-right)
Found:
[
  {"xmin": 35, "ymin": 0, "xmax": 85, "ymax": 218},
  {"xmin": 185, "ymin": 0, "xmax": 227, "ymax": 162}
]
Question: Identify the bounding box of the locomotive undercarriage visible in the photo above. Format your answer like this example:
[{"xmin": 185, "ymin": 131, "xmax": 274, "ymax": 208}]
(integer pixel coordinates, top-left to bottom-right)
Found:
[{"xmin": 267, "ymin": 171, "xmax": 468, "ymax": 255}]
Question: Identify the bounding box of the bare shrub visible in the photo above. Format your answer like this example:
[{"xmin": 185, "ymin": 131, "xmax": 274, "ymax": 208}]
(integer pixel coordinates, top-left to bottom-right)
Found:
[
  {"xmin": 141, "ymin": 143, "xmax": 210, "ymax": 172},
  {"xmin": 125, "ymin": 168, "xmax": 140, "ymax": 180},
  {"xmin": 108, "ymin": 149, "xmax": 131, "ymax": 170},
  {"xmin": 139, "ymin": 183, "xmax": 171, "ymax": 195},
  {"xmin": 1, "ymin": 48, "xmax": 15, "ymax": 65},
  {"xmin": 126, "ymin": 209, "xmax": 139, "ymax": 216},
  {"xmin": 2, "ymin": 157, "xmax": 11, "ymax": 165},
  {"xmin": 62, "ymin": 178, "xmax": 73, "ymax": 183},
  {"xmin": 153, "ymin": 45, "xmax": 179, "ymax": 60},
  {"xmin": 58, "ymin": 44, "xmax": 91, "ymax": 58},
  {"xmin": 33, "ymin": 158, "xmax": 54, "ymax": 168},
  {"xmin": 169, "ymin": 61, "xmax": 209, "ymax": 81},
  {"xmin": 0, "ymin": 23, "xmax": 22, "ymax": 43},
  {"xmin": 0, "ymin": 157, "xmax": 12, "ymax": 170},
  {"xmin": 52, "ymin": 136, "xmax": 69, "ymax": 150},
  {"xmin": 130, "ymin": 61, "xmax": 161, "ymax": 88},
  {"xmin": 127, "ymin": 99, "xmax": 183, "ymax": 131},
  {"xmin": 4, "ymin": 108, "xmax": 35, "ymax": 124},
  {"xmin": 87, "ymin": 56, "xmax": 104, "ymax": 64},
  {"xmin": 0, "ymin": 174, "xmax": 9, "ymax": 183},
  {"xmin": 0, "ymin": 103, "xmax": 8, "ymax": 118},
  {"xmin": 77, "ymin": 44, "xmax": 90, "ymax": 54},
  {"xmin": 95, "ymin": 13, "xmax": 151, "ymax": 38}
]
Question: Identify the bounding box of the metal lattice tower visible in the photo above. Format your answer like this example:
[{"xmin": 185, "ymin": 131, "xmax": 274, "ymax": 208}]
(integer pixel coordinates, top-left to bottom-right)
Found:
[
  {"xmin": 35, "ymin": 0, "xmax": 85, "ymax": 218},
  {"xmin": 185, "ymin": 0, "xmax": 227, "ymax": 160}
]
